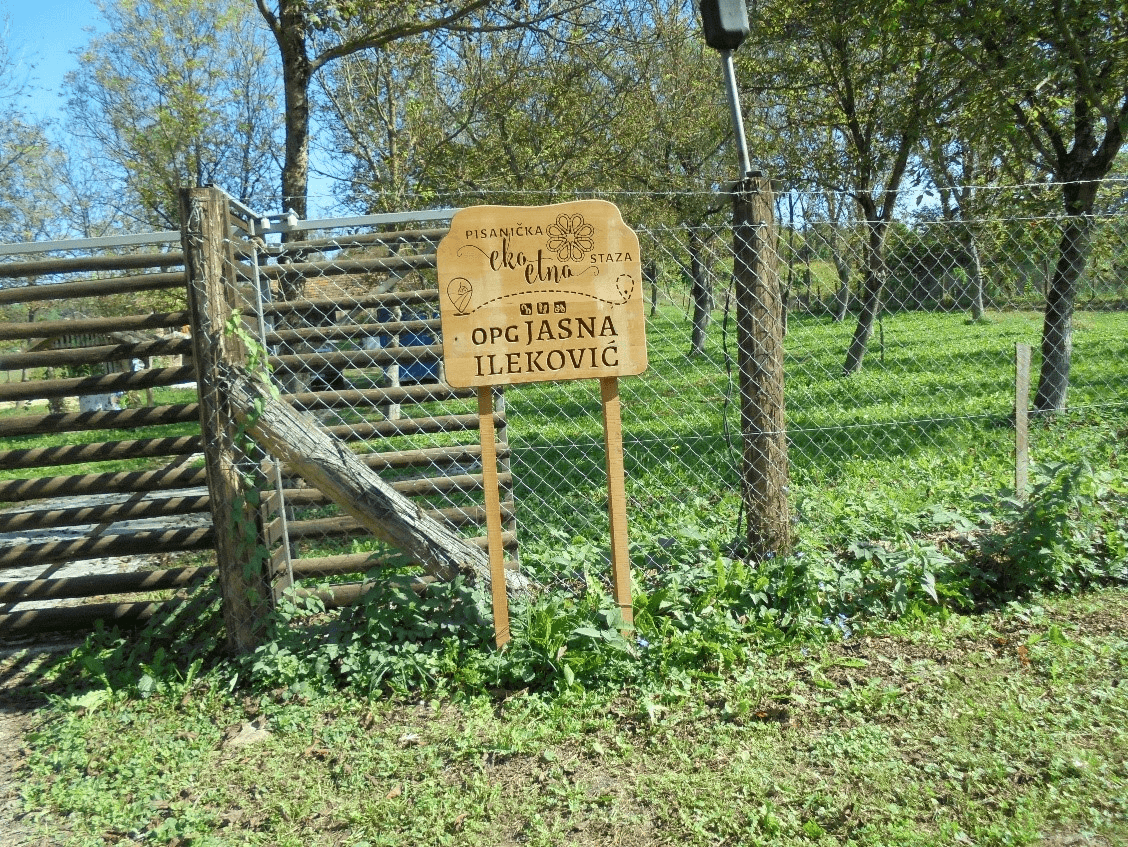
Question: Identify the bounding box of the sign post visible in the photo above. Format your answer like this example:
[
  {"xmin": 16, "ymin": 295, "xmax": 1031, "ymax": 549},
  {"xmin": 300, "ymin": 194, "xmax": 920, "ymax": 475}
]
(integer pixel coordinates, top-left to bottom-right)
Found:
[{"xmin": 438, "ymin": 201, "xmax": 648, "ymax": 647}]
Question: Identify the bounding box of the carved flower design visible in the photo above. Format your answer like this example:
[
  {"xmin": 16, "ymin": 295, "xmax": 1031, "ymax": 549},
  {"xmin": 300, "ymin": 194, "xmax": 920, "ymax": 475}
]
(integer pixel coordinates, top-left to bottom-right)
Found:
[{"xmin": 546, "ymin": 213, "xmax": 595, "ymax": 262}]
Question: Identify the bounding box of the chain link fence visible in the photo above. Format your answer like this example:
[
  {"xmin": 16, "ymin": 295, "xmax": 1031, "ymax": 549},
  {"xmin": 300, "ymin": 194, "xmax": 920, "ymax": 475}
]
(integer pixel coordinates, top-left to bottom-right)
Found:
[
  {"xmin": 218, "ymin": 207, "xmax": 516, "ymax": 606},
  {"xmin": 226, "ymin": 185, "xmax": 1127, "ymax": 599}
]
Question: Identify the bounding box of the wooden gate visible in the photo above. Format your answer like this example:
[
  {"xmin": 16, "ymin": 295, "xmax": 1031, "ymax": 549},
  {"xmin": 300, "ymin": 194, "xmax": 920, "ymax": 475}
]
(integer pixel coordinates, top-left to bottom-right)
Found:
[{"xmin": 0, "ymin": 188, "xmax": 516, "ymax": 641}]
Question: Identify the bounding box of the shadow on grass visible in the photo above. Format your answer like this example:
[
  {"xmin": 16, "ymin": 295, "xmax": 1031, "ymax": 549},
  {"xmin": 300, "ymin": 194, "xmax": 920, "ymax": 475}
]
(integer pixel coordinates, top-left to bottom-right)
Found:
[{"xmin": 0, "ymin": 575, "xmax": 227, "ymax": 704}]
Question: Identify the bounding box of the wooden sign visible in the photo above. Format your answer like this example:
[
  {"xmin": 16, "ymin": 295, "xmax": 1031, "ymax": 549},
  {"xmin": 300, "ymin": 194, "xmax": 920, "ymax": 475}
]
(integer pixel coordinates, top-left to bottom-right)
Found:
[
  {"xmin": 438, "ymin": 201, "xmax": 648, "ymax": 388},
  {"xmin": 438, "ymin": 201, "xmax": 646, "ymax": 648}
]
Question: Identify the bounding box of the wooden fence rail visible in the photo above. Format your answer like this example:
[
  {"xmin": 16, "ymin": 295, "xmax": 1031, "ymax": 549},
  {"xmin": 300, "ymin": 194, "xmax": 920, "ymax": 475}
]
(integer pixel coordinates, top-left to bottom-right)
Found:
[{"xmin": 1, "ymin": 188, "xmax": 513, "ymax": 643}]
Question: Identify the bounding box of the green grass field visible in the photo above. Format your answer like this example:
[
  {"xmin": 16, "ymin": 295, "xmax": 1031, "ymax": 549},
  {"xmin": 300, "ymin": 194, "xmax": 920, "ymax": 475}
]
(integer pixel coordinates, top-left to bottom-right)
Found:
[
  {"xmin": 504, "ymin": 306, "xmax": 1126, "ymax": 564},
  {"xmin": 4, "ymin": 304, "xmax": 1127, "ymax": 847}
]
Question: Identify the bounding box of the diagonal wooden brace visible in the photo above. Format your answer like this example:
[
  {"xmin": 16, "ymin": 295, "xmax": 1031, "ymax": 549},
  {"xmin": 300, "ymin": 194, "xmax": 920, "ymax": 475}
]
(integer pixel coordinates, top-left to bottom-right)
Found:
[{"xmin": 218, "ymin": 361, "xmax": 529, "ymax": 595}]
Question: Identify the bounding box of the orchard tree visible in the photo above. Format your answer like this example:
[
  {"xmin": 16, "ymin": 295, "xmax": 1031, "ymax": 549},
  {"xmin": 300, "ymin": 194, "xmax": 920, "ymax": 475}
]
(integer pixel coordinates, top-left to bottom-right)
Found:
[
  {"xmin": 916, "ymin": 107, "xmax": 1013, "ymax": 321},
  {"xmin": 939, "ymin": 0, "xmax": 1128, "ymax": 412},
  {"xmin": 65, "ymin": 0, "xmax": 280, "ymax": 228},
  {"xmin": 748, "ymin": 0, "xmax": 957, "ymax": 375}
]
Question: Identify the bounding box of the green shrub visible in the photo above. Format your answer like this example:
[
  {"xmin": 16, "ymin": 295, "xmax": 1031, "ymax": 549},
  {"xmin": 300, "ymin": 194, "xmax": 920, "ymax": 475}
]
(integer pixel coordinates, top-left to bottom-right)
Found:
[{"xmin": 968, "ymin": 461, "xmax": 1128, "ymax": 598}]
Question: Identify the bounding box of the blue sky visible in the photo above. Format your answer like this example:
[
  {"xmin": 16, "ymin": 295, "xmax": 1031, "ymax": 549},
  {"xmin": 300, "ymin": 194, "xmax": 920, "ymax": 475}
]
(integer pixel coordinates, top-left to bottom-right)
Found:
[
  {"xmin": 5, "ymin": 0, "xmax": 103, "ymax": 119},
  {"xmin": 3, "ymin": 0, "xmax": 343, "ymax": 216}
]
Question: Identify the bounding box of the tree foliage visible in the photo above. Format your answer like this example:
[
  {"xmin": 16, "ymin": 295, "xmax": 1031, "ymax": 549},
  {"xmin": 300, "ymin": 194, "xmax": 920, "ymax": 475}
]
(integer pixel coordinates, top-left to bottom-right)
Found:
[
  {"xmin": 0, "ymin": 23, "xmax": 65, "ymax": 243},
  {"xmin": 255, "ymin": 0, "xmax": 603, "ymax": 219},
  {"xmin": 934, "ymin": 0, "xmax": 1128, "ymax": 410},
  {"xmin": 65, "ymin": 0, "xmax": 281, "ymax": 228},
  {"xmin": 747, "ymin": 0, "xmax": 958, "ymax": 374}
]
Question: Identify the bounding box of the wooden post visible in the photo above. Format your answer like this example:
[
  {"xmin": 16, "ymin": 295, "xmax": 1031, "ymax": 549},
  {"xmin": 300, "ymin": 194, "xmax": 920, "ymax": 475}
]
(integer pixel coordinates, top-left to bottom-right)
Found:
[
  {"xmin": 478, "ymin": 386, "xmax": 511, "ymax": 647},
  {"xmin": 732, "ymin": 176, "xmax": 790, "ymax": 559},
  {"xmin": 181, "ymin": 186, "xmax": 270, "ymax": 654},
  {"xmin": 601, "ymin": 376, "xmax": 633, "ymax": 628},
  {"xmin": 1015, "ymin": 342, "xmax": 1031, "ymax": 496}
]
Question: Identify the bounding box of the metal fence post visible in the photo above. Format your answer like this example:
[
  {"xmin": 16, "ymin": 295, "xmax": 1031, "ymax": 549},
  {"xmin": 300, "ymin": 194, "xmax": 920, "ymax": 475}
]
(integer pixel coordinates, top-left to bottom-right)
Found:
[{"xmin": 180, "ymin": 186, "xmax": 270, "ymax": 653}]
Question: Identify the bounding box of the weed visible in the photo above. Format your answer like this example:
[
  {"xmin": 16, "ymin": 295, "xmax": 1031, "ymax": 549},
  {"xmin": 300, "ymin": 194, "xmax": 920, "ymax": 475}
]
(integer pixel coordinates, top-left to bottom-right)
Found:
[{"xmin": 969, "ymin": 461, "xmax": 1128, "ymax": 598}]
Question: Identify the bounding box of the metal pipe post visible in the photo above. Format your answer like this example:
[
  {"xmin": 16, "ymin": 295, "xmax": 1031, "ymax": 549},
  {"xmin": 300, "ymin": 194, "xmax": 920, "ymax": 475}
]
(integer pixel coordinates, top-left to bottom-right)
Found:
[{"xmin": 720, "ymin": 49, "xmax": 752, "ymax": 179}]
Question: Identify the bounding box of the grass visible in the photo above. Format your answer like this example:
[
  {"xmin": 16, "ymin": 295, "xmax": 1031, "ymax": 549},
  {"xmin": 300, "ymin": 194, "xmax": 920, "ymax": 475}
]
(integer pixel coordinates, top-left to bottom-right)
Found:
[
  {"xmin": 0, "ymin": 385, "xmax": 202, "ymax": 479},
  {"xmin": 506, "ymin": 305, "xmax": 1127, "ymax": 551},
  {"xmin": 10, "ymin": 589, "xmax": 1128, "ymax": 846},
  {"xmin": 4, "ymin": 303, "xmax": 1127, "ymax": 845}
]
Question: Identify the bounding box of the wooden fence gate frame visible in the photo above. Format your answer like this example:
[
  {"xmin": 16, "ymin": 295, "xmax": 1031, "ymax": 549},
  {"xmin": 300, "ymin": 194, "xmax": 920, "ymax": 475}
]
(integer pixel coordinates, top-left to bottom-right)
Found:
[{"xmin": 0, "ymin": 187, "xmax": 517, "ymax": 644}]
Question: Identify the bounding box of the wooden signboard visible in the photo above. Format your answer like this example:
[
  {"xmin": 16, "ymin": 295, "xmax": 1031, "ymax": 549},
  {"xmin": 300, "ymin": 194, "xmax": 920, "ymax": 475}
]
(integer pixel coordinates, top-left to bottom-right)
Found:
[
  {"xmin": 438, "ymin": 201, "xmax": 647, "ymax": 647},
  {"xmin": 438, "ymin": 201, "xmax": 647, "ymax": 387}
]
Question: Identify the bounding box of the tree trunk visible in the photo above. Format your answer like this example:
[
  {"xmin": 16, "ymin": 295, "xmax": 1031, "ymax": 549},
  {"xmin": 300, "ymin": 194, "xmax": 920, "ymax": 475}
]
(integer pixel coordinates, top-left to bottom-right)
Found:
[
  {"xmin": 181, "ymin": 187, "xmax": 271, "ymax": 654},
  {"xmin": 830, "ymin": 234, "xmax": 851, "ymax": 321},
  {"xmin": 646, "ymin": 259, "xmax": 659, "ymax": 317},
  {"xmin": 732, "ymin": 177, "xmax": 790, "ymax": 559},
  {"xmin": 687, "ymin": 227, "xmax": 713, "ymax": 356},
  {"xmin": 1033, "ymin": 213, "xmax": 1091, "ymax": 412},
  {"xmin": 277, "ymin": 0, "xmax": 311, "ymax": 222},
  {"xmin": 843, "ymin": 221, "xmax": 888, "ymax": 375},
  {"xmin": 965, "ymin": 228, "xmax": 985, "ymax": 321}
]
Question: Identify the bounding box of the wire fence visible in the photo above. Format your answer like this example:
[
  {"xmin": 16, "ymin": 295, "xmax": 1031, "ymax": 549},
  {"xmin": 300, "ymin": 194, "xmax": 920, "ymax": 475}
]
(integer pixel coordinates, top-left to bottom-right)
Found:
[
  {"xmin": 3, "ymin": 184, "xmax": 1122, "ymax": 636},
  {"xmin": 231, "ymin": 185, "xmax": 1127, "ymax": 597}
]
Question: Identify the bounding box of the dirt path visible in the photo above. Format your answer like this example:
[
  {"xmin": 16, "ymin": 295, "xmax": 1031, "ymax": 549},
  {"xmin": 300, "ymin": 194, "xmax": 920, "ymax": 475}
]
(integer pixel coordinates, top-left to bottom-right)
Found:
[{"xmin": 0, "ymin": 704, "xmax": 40, "ymax": 846}]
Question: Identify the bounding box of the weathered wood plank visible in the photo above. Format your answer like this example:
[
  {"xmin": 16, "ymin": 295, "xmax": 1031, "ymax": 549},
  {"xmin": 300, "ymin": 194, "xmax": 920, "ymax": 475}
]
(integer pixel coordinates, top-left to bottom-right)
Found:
[
  {"xmin": 0, "ymin": 463, "xmax": 207, "ymax": 503},
  {"xmin": 0, "ymin": 366, "xmax": 196, "ymax": 403},
  {"xmin": 0, "ymin": 270, "xmax": 186, "ymax": 305},
  {"xmin": 0, "ymin": 526, "xmax": 213, "ymax": 570},
  {"xmin": 0, "ymin": 435, "xmax": 202, "ymax": 472},
  {"xmin": 0, "ymin": 494, "xmax": 210, "ymax": 533},
  {"xmin": 255, "ymin": 289, "xmax": 438, "ymax": 318},
  {"xmin": 181, "ymin": 186, "xmax": 270, "ymax": 653},
  {"xmin": 269, "ymin": 344, "xmax": 441, "ymax": 372},
  {"xmin": 0, "ymin": 565, "xmax": 213, "ymax": 602},
  {"xmin": 322, "ymin": 413, "xmax": 488, "ymax": 442},
  {"xmin": 0, "ymin": 336, "xmax": 193, "ymax": 371},
  {"xmin": 264, "ymin": 318, "xmax": 440, "ymax": 347},
  {"xmin": 0, "ymin": 403, "xmax": 198, "ymax": 438},
  {"xmin": 0, "ymin": 251, "xmax": 184, "ymax": 281},
  {"xmin": 219, "ymin": 362, "xmax": 528, "ymax": 594},
  {"xmin": 0, "ymin": 310, "xmax": 191, "ymax": 342}
]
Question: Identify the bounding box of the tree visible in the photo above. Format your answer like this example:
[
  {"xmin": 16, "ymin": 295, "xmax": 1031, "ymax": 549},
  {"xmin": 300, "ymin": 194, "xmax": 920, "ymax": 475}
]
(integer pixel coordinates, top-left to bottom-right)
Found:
[
  {"xmin": 0, "ymin": 118, "xmax": 63, "ymax": 245},
  {"xmin": 322, "ymin": 15, "xmax": 623, "ymax": 207},
  {"xmin": 940, "ymin": 0, "xmax": 1128, "ymax": 412},
  {"xmin": 254, "ymin": 0, "xmax": 602, "ymax": 220},
  {"xmin": 748, "ymin": 0, "xmax": 956, "ymax": 374},
  {"xmin": 0, "ymin": 22, "xmax": 64, "ymax": 244},
  {"xmin": 611, "ymin": 0, "xmax": 733, "ymax": 355},
  {"xmin": 917, "ymin": 110, "xmax": 1010, "ymax": 320},
  {"xmin": 65, "ymin": 0, "xmax": 280, "ymax": 228},
  {"xmin": 322, "ymin": 1, "xmax": 737, "ymax": 354},
  {"xmin": 319, "ymin": 39, "xmax": 441, "ymax": 213}
]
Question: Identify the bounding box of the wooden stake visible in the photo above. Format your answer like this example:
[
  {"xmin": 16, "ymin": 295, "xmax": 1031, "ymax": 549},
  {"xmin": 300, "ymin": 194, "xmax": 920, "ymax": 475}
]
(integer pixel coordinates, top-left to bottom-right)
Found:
[
  {"xmin": 181, "ymin": 186, "xmax": 269, "ymax": 654},
  {"xmin": 478, "ymin": 386, "xmax": 511, "ymax": 647},
  {"xmin": 600, "ymin": 376, "xmax": 633, "ymax": 628}
]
